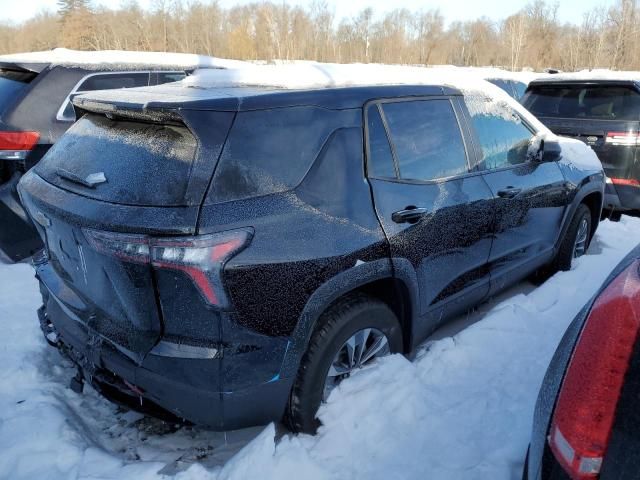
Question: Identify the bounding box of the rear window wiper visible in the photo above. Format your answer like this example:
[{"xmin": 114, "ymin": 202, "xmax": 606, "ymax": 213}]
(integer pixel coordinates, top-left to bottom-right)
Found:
[{"xmin": 56, "ymin": 168, "xmax": 107, "ymax": 188}]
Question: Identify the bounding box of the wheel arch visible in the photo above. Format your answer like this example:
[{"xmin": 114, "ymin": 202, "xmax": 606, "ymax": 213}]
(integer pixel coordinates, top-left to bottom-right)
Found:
[
  {"xmin": 557, "ymin": 180, "xmax": 604, "ymax": 251},
  {"xmin": 280, "ymin": 257, "xmax": 419, "ymax": 378},
  {"xmin": 580, "ymin": 190, "xmax": 603, "ymax": 242}
]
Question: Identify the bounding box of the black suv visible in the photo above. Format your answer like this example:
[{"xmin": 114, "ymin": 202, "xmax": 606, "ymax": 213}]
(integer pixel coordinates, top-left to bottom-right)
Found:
[
  {"xmin": 0, "ymin": 50, "xmax": 224, "ymax": 262},
  {"xmin": 522, "ymin": 77, "xmax": 640, "ymax": 218},
  {"xmin": 18, "ymin": 78, "xmax": 605, "ymax": 433}
]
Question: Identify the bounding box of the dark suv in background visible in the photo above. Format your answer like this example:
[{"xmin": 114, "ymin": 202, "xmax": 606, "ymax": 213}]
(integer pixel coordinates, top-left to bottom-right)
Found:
[
  {"xmin": 523, "ymin": 77, "xmax": 640, "ymax": 219},
  {"xmin": 18, "ymin": 75, "xmax": 604, "ymax": 433},
  {"xmin": 0, "ymin": 49, "xmax": 231, "ymax": 263}
]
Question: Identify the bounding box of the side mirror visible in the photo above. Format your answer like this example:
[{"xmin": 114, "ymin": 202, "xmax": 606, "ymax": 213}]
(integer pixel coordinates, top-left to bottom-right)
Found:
[{"xmin": 528, "ymin": 135, "xmax": 562, "ymax": 163}]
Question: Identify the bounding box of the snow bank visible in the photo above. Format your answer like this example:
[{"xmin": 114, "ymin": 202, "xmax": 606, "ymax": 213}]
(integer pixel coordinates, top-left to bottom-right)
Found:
[
  {"xmin": 1, "ymin": 217, "xmax": 639, "ymax": 479},
  {"xmin": 0, "ymin": 48, "xmax": 248, "ymax": 70}
]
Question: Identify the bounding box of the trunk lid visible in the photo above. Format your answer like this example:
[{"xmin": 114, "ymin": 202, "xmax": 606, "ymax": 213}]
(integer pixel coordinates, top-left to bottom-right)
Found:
[
  {"xmin": 536, "ymin": 116, "xmax": 639, "ymax": 180},
  {"xmin": 19, "ymin": 104, "xmax": 234, "ymax": 361},
  {"xmin": 523, "ymin": 82, "xmax": 640, "ymax": 181}
]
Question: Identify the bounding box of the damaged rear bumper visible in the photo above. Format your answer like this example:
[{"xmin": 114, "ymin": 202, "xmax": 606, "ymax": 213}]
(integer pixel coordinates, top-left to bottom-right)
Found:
[{"xmin": 37, "ymin": 277, "xmax": 295, "ymax": 431}]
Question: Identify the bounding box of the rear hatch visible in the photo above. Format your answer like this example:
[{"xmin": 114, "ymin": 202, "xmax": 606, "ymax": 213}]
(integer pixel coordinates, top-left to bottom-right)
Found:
[
  {"xmin": 19, "ymin": 101, "xmax": 234, "ymax": 361},
  {"xmin": 523, "ymin": 82, "xmax": 640, "ymax": 182}
]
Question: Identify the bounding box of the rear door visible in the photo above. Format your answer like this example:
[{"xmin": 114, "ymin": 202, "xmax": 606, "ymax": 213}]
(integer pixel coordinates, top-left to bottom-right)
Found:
[
  {"xmin": 463, "ymin": 94, "xmax": 569, "ymax": 292},
  {"xmin": 366, "ymin": 97, "xmax": 495, "ymax": 340}
]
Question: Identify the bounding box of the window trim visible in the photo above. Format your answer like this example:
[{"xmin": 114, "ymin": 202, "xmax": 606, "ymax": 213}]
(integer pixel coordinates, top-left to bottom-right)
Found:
[
  {"xmin": 364, "ymin": 95, "xmax": 475, "ymax": 185},
  {"xmin": 55, "ymin": 70, "xmax": 185, "ymax": 122}
]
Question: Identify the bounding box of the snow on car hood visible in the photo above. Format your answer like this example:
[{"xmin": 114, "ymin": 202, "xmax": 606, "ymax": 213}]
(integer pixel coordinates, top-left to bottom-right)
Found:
[
  {"xmin": 0, "ymin": 48, "xmax": 248, "ymax": 71},
  {"xmin": 555, "ymin": 136, "xmax": 603, "ymax": 171}
]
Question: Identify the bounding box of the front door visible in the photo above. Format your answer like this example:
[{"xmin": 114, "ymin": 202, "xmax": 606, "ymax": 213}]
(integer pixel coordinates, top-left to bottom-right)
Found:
[{"xmin": 461, "ymin": 95, "xmax": 569, "ymax": 294}]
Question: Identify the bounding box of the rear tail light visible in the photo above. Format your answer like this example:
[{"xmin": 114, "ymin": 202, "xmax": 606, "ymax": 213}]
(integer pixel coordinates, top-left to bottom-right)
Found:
[
  {"xmin": 605, "ymin": 131, "xmax": 640, "ymax": 146},
  {"xmin": 610, "ymin": 177, "xmax": 640, "ymax": 187},
  {"xmin": 549, "ymin": 259, "xmax": 640, "ymax": 480},
  {"xmin": 0, "ymin": 131, "xmax": 39, "ymax": 160},
  {"xmin": 83, "ymin": 228, "xmax": 252, "ymax": 308}
]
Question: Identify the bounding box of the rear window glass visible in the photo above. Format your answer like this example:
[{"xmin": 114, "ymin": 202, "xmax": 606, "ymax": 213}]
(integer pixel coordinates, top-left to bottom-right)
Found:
[
  {"xmin": 0, "ymin": 69, "xmax": 35, "ymax": 111},
  {"xmin": 524, "ymin": 85, "xmax": 640, "ymax": 120},
  {"xmin": 210, "ymin": 106, "xmax": 340, "ymax": 203},
  {"xmin": 381, "ymin": 99, "xmax": 468, "ymax": 181},
  {"xmin": 36, "ymin": 114, "xmax": 197, "ymax": 206}
]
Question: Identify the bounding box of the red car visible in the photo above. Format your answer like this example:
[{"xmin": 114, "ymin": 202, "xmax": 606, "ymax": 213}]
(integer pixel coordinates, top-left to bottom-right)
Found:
[{"xmin": 524, "ymin": 245, "xmax": 640, "ymax": 479}]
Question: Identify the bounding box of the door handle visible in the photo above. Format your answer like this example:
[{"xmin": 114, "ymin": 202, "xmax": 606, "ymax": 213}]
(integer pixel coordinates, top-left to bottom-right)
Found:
[
  {"xmin": 391, "ymin": 206, "xmax": 429, "ymax": 224},
  {"xmin": 497, "ymin": 187, "xmax": 522, "ymax": 199}
]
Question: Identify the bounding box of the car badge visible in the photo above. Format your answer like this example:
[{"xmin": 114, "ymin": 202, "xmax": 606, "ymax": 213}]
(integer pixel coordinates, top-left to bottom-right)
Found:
[{"xmin": 586, "ymin": 136, "xmax": 598, "ymax": 143}]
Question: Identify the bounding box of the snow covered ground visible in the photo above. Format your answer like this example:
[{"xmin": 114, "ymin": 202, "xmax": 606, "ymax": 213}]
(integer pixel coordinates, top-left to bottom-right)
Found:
[{"xmin": 1, "ymin": 217, "xmax": 639, "ymax": 480}]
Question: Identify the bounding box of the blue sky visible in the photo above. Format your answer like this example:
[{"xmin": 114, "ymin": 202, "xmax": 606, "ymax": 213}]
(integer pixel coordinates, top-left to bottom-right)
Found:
[{"xmin": 0, "ymin": 0, "xmax": 616, "ymax": 25}]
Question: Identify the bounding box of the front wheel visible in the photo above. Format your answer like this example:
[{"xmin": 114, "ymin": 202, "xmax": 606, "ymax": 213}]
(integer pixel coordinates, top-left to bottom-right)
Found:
[
  {"xmin": 285, "ymin": 294, "xmax": 402, "ymax": 433},
  {"xmin": 552, "ymin": 203, "xmax": 592, "ymax": 272}
]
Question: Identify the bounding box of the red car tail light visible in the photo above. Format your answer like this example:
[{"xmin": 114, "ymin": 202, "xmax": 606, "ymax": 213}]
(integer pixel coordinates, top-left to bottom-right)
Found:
[
  {"xmin": 0, "ymin": 131, "xmax": 40, "ymax": 160},
  {"xmin": 549, "ymin": 259, "xmax": 640, "ymax": 480},
  {"xmin": 610, "ymin": 178, "xmax": 640, "ymax": 187},
  {"xmin": 83, "ymin": 228, "xmax": 252, "ymax": 308},
  {"xmin": 605, "ymin": 131, "xmax": 640, "ymax": 146}
]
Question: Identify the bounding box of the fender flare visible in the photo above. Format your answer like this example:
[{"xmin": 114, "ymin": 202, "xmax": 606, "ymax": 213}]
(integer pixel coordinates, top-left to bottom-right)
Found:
[
  {"xmin": 556, "ymin": 177, "xmax": 604, "ymax": 251},
  {"xmin": 279, "ymin": 257, "xmax": 419, "ymax": 378}
]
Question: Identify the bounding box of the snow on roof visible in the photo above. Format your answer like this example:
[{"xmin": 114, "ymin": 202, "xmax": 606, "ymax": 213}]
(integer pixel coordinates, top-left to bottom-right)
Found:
[
  {"xmin": 430, "ymin": 66, "xmax": 544, "ymax": 85},
  {"xmin": 531, "ymin": 69, "xmax": 640, "ymax": 83},
  {"xmin": 0, "ymin": 48, "xmax": 247, "ymax": 70},
  {"xmin": 183, "ymin": 62, "xmax": 549, "ymax": 132}
]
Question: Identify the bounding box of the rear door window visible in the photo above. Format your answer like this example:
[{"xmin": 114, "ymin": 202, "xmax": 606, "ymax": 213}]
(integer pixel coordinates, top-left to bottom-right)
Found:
[
  {"xmin": 366, "ymin": 105, "xmax": 396, "ymax": 178},
  {"xmin": 466, "ymin": 97, "xmax": 534, "ymax": 170},
  {"xmin": 524, "ymin": 85, "xmax": 640, "ymax": 120},
  {"xmin": 36, "ymin": 114, "xmax": 198, "ymax": 206},
  {"xmin": 380, "ymin": 99, "xmax": 469, "ymax": 181}
]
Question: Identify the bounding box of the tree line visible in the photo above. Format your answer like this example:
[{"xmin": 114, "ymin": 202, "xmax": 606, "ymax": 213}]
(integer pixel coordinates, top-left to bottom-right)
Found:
[{"xmin": 0, "ymin": 0, "xmax": 638, "ymax": 72}]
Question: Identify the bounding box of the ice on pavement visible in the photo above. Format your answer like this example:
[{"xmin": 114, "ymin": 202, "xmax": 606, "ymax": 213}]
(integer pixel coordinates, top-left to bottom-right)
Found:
[
  {"xmin": 0, "ymin": 48, "xmax": 248, "ymax": 70},
  {"xmin": 1, "ymin": 217, "xmax": 639, "ymax": 479}
]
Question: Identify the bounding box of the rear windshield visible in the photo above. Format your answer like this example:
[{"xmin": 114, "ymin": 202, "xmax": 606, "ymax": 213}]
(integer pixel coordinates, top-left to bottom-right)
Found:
[
  {"xmin": 0, "ymin": 68, "xmax": 36, "ymax": 111},
  {"xmin": 36, "ymin": 114, "xmax": 197, "ymax": 206},
  {"xmin": 523, "ymin": 85, "xmax": 640, "ymax": 120}
]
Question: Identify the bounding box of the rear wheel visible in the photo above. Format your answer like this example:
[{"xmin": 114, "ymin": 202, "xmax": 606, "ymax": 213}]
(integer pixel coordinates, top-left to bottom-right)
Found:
[
  {"xmin": 552, "ymin": 203, "xmax": 592, "ymax": 272},
  {"xmin": 285, "ymin": 294, "xmax": 402, "ymax": 433}
]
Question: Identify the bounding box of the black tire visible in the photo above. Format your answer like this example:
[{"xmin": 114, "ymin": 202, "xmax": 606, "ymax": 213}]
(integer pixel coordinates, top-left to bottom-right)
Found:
[
  {"xmin": 551, "ymin": 203, "xmax": 592, "ymax": 273},
  {"xmin": 285, "ymin": 293, "xmax": 403, "ymax": 434},
  {"xmin": 521, "ymin": 446, "xmax": 530, "ymax": 480}
]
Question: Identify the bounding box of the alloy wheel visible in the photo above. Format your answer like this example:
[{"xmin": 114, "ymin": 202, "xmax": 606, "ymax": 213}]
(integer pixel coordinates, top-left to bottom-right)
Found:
[
  {"xmin": 573, "ymin": 218, "xmax": 589, "ymax": 258},
  {"xmin": 322, "ymin": 327, "xmax": 390, "ymax": 401}
]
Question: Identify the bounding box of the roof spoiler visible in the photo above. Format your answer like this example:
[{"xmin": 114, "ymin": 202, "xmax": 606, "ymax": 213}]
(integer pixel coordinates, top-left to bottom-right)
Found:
[
  {"xmin": 0, "ymin": 61, "xmax": 48, "ymax": 74},
  {"xmin": 72, "ymin": 94, "xmax": 183, "ymax": 124}
]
